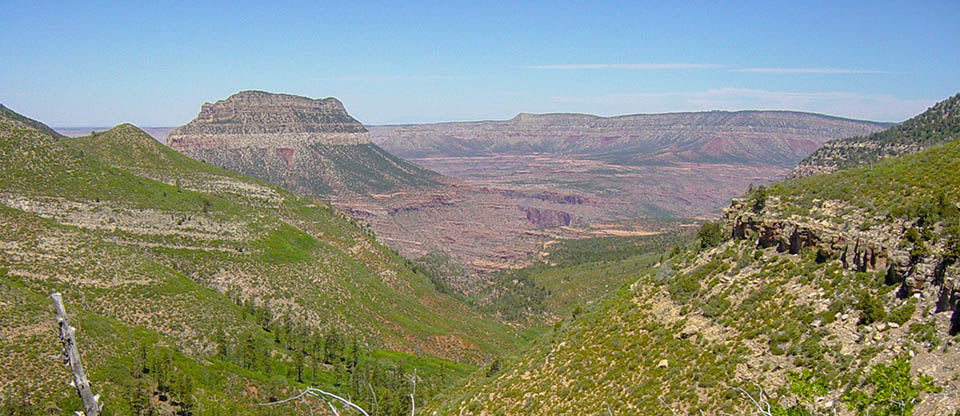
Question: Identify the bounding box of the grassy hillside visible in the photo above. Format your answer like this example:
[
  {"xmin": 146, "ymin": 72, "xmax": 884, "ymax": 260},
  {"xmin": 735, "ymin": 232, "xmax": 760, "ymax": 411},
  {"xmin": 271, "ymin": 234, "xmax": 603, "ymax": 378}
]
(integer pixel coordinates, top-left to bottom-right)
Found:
[
  {"xmin": 0, "ymin": 108, "xmax": 521, "ymax": 415},
  {"xmin": 775, "ymin": 137, "xmax": 960, "ymax": 221},
  {"xmin": 428, "ymin": 137, "xmax": 960, "ymax": 414}
]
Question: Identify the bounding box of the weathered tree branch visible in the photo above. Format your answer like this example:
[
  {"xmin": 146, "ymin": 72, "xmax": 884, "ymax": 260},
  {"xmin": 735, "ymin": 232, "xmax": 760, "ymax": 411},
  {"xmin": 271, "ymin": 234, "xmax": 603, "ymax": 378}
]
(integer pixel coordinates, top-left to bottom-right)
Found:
[
  {"xmin": 50, "ymin": 292, "xmax": 101, "ymax": 416},
  {"xmin": 325, "ymin": 399, "xmax": 340, "ymax": 416}
]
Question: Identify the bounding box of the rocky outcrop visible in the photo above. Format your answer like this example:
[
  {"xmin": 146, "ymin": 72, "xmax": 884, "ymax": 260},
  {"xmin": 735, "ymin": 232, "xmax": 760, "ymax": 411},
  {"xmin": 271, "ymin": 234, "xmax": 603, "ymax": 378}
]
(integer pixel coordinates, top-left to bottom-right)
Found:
[
  {"xmin": 725, "ymin": 197, "xmax": 960, "ymax": 333},
  {"xmin": 730, "ymin": 211, "xmax": 891, "ymax": 272},
  {"xmin": 370, "ymin": 111, "xmax": 889, "ymax": 168},
  {"xmin": 171, "ymin": 90, "xmax": 367, "ymax": 135},
  {"xmin": 498, "ymin": 190, "xmax": 585, "ymax": 205},
  {"xmin": 729, "ymin": 202, "xmax": 891, "ymax": 271},
  {"xmin": 521, "ymin": 207, "xmax": 573, "ymax": 228},
  {"xmin": 936, "ymin": 262, "xmax": 960, "ymax": 333}
]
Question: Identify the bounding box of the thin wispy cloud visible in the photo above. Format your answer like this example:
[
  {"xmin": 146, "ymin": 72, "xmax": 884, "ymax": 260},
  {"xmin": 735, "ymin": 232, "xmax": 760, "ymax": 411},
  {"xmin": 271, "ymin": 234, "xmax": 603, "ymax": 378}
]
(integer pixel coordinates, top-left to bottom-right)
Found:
[
  {"xmin": 321, "ymin": 75, "xmax": 463, "ymax": 82},
  {"xmin": 694, "ymin": 88, "xmax": 908, "ymax": 105},
  {"xmin": 729, "ymin": 67, "xmax": 892, "ymax": 74},
  {"xmin": 527, "ymin": 64, "xmax": 723, "ymax": 70},
  {"xmin": 527, "ymin": 64, "xmax": 893, "ymax": 75}
]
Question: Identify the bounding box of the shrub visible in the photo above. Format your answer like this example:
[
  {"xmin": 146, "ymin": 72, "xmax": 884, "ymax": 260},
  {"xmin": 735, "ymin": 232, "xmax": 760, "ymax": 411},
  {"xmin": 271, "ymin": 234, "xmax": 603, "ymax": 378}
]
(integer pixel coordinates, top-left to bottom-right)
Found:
[
  {"xmin": 698, "ymin": 221, "xmax": 726, "ymax": 249},
  {"xmin": 788, "ymin": 369, "xmax": 829, "ymax": 404},
  {"xmin": 909, "ymin": 240, "xmax": 930, "ymax": 260},
  {"xmin": 752, "ymin": 185, "xmax": 768, "ymax": 213},
  {"xmin": 904, "ymin": 227, "xmax": 921, "ymax": 244},
  {"xmin": 702, "ymin": 294, "xmax": 731, "ymax": 318},
  {"xmin": 943, "ymin": 224, "xmax": 960, "ymax": 264},
  {"xmin": 887, "ymin": 301, "xmax": 916, "ymax": 325},
  {"xmin": 486, "ymin": 359, "xmax": 502, "ymax": 377},
  {"xmin": 856, "ymin": 292, "xmax": 886, "ymax": 325}
]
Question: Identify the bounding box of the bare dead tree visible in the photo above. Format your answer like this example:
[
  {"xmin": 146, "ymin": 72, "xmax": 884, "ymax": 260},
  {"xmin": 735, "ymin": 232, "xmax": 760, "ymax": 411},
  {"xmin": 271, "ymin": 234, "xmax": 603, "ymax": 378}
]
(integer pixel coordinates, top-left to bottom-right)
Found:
[
  {"xmin": 262, "ymin": 368, "xmax": 421, "ymax": 416},
  {"xmin": 50, "ymin": 292, "xmax": 101, "ymax": 416},
  {"xmin": 405, "ymin": 369, "xmax": 417, "ymax": 416},
  {"xmin": 730, "ymin": 382, "xmax": 835, "ymax": 416},
  {"xmin": 736, "ymin": 385, "xmax": 774, "ymax": 416},
  {"xmin": 260, "ymin": 387, "xmax": 370, "ymax": 416},
  {"xmin": 725, "ymin": 383, "xmax": 839, "ymax": 416}
]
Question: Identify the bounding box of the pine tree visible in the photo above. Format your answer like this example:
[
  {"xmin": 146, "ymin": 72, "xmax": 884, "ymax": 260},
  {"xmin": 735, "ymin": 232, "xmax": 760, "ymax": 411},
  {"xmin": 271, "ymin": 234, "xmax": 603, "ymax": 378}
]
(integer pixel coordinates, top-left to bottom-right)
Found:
[
  {"xmin": 242, "ymin": 331, "xmax": 259, "ymax": 370},
  {"xmin": 348, "ymin": 338, "xmax": 359, "ymax": 372},
  {"xmin": 214, "ymin": 325, "xmax": 228, "ymax": 360},
  {"xmin": 153, "ymin": 348, "xmax": 173, "ymax": 394},
  {"xmin": 324, "ymin": 329, "xmax": 343, "ymax": 364},
  {"xmin": 294, "ymin": 350, "xmax": 304, "ymax": 382},
  {"xmin": 129, "ymin": 377, "xmax": 150, "ymax": 416}
]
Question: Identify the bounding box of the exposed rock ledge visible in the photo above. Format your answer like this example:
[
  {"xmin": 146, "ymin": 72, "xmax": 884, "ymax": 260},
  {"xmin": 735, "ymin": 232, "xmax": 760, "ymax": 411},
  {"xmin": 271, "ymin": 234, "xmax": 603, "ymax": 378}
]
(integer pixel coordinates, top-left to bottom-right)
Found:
[
  {"xmin": 168, "ymin": 132, "xmax": 369, "ymax": 150},
  {"xmin": 724, "ymin": 198, "xmax": 959, "ymax": 332},
  {"xmin": 522, "ymin": 206, "xmax": 573, "ymax": 228}
]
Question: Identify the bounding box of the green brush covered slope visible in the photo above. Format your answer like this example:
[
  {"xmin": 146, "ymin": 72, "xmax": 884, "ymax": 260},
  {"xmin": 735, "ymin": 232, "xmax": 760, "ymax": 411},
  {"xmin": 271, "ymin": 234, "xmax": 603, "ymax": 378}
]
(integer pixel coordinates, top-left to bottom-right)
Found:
[
  {"xmin": 792, "ymin": 92, "xmax": 960, "ymax": 177},
  {"xmin": 473, "ymin": 227, "xmax": 696, "ymax": 324},
  {"xmin": 0, "ymin": 106, "xmax": 520, "ymax": 415},
  {"xmin": 429, "ymin": 103, "xmax": 960, "ymax": 415},
  {"xmin": 0, "ymin": 103, "xmax": 65, "ymax": 139}
]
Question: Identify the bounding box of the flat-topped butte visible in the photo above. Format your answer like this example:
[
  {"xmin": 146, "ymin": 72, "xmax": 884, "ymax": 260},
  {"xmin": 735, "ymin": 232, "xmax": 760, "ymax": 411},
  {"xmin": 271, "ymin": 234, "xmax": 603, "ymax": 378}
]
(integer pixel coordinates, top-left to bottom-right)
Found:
[{"xmin": 168, "ymin": 90, "xmax": 371, "ymax": 148}]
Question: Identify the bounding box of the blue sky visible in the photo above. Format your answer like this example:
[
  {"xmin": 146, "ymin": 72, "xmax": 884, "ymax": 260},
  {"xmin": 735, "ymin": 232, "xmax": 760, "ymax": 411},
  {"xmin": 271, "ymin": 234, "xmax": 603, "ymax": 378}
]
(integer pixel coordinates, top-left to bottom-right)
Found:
[{"xmin": 1, "ymin": 1, "xmax": 958, "ymax": 126}]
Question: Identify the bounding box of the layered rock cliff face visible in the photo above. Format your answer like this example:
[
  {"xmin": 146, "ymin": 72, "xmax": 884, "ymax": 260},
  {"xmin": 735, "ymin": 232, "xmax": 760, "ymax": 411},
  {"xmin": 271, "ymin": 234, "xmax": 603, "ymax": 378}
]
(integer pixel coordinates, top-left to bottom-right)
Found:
[
  {"xmin": 371, "ymin": 111, "xmax": 889, "ymax": 167},
  {"xmin": 728, "ymin": 200, "xmax": 894, "ymax": 272},
  {"xmin": 792, "ymin": 93, "xmax": 960, "ymax": 178},
  {"xmin": 725, "ymin": 195, "xmax": 960, "ymax": 333},
  {"xmin": 170, "ymin": 90, "xmax": 368, "ymax": 141},
  {"xmin": 168, "ymin": 91, "xmax": 439, "ymax": 197},
  {"xmin": 368, "ymin": 111, "xmax": 887, "ymax": 235}
]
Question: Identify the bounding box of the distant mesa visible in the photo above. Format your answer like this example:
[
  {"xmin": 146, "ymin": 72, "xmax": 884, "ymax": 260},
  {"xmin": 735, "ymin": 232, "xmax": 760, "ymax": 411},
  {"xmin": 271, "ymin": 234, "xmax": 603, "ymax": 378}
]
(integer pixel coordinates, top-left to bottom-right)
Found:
[
  {"xmin": 369, "ymin": 110, "xmax": 890, "ymax": 168},
  {"xmin": 168, "ymin": 90, "xmax": 439, "ymax": 197}
]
